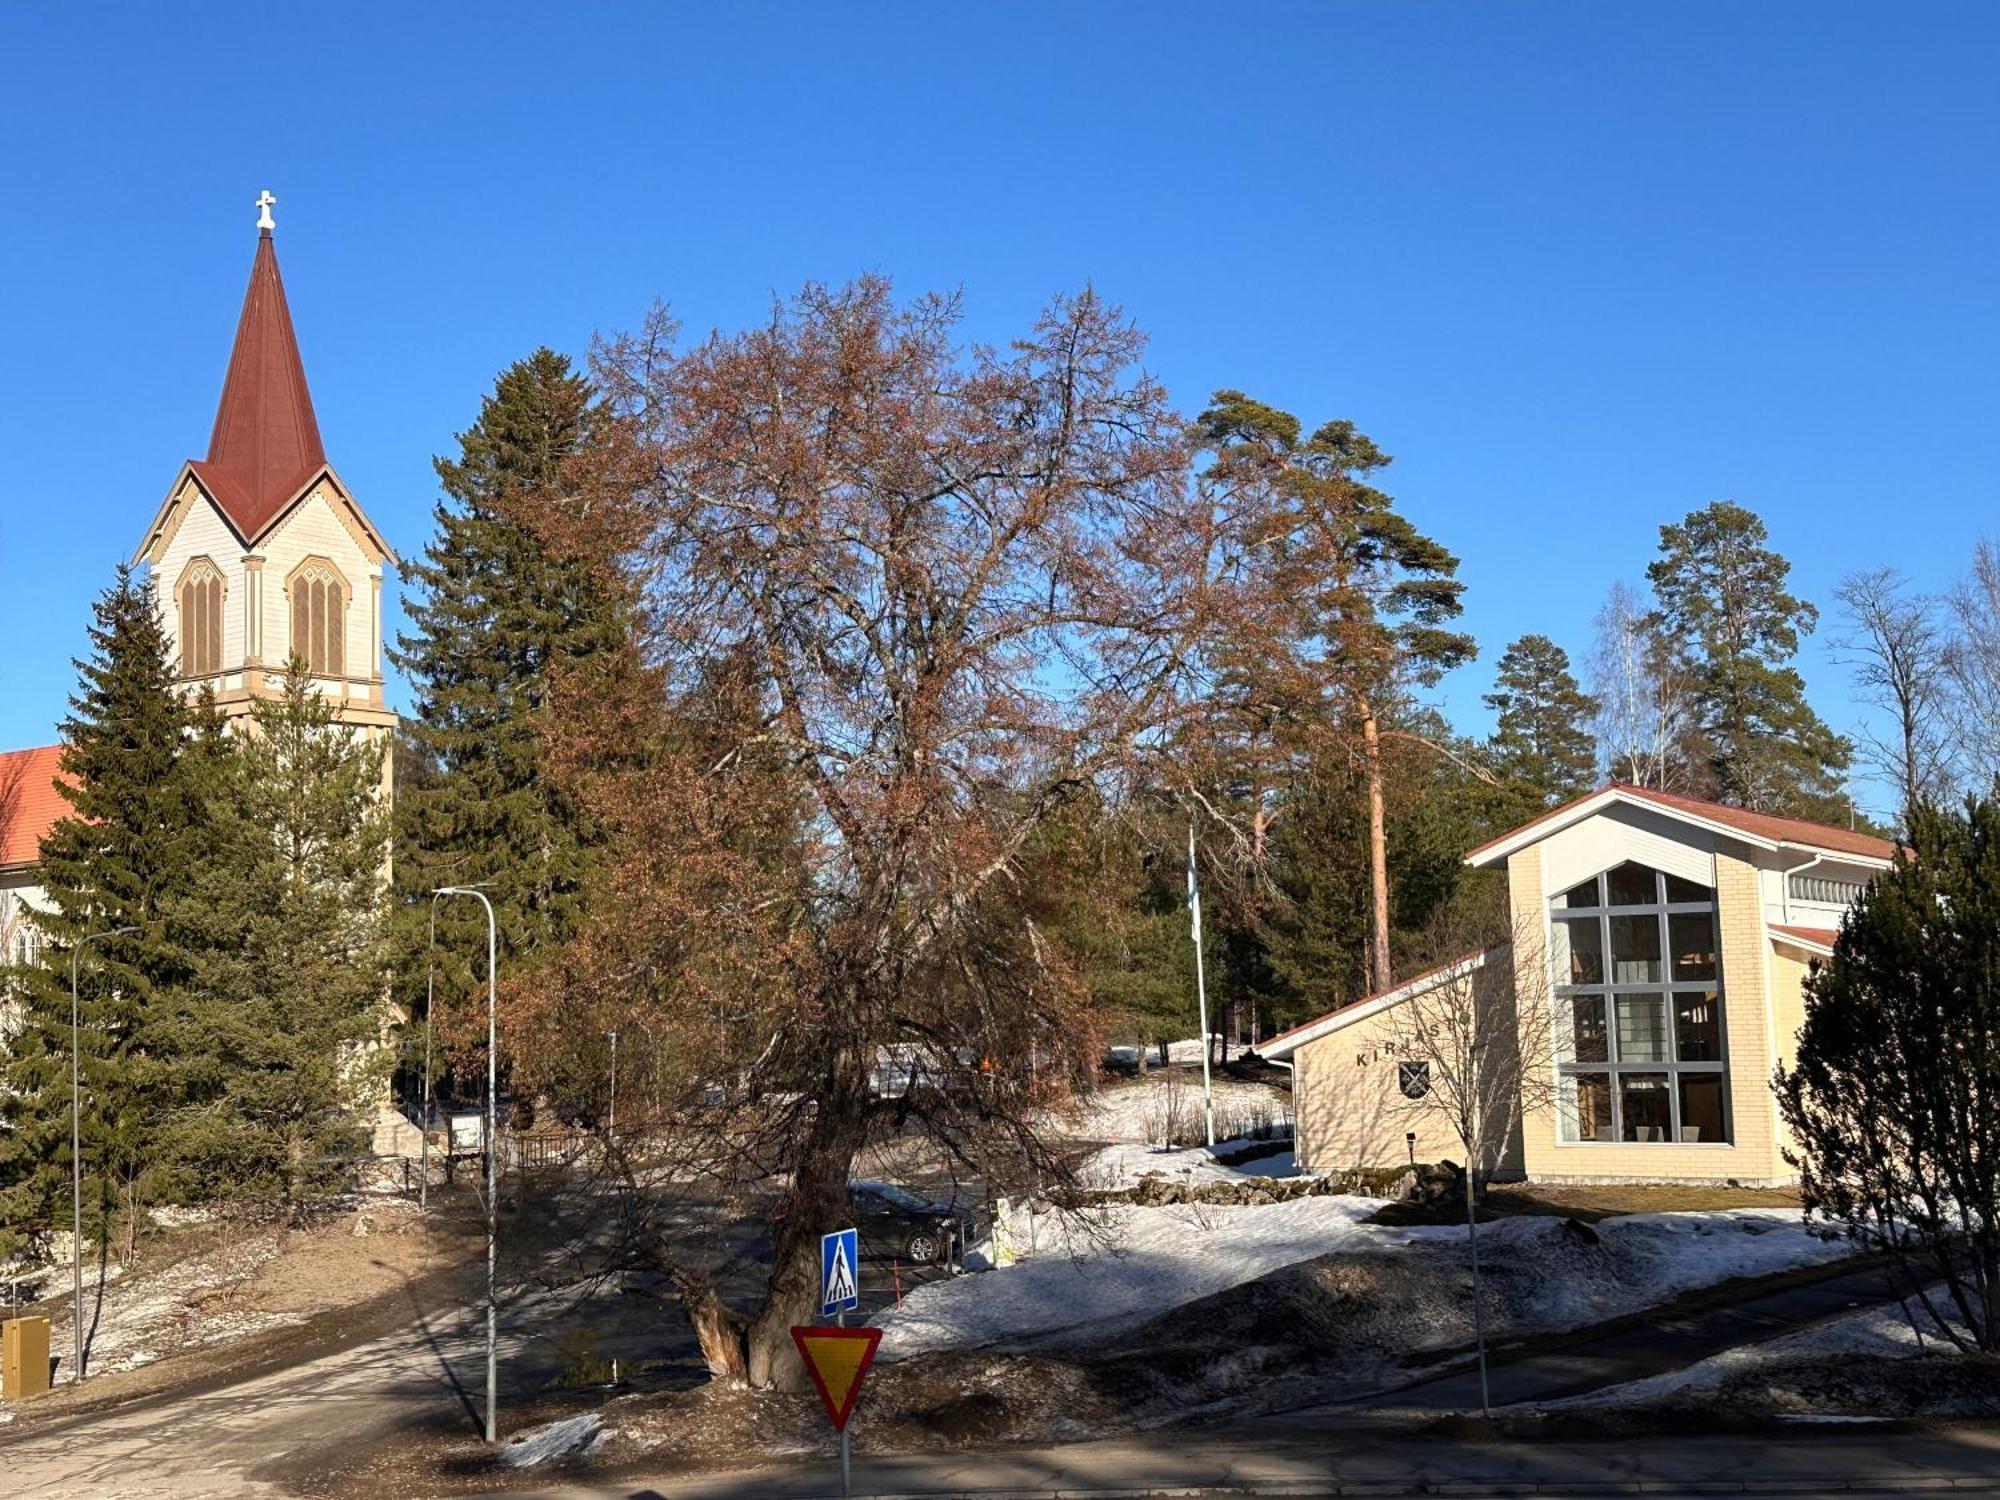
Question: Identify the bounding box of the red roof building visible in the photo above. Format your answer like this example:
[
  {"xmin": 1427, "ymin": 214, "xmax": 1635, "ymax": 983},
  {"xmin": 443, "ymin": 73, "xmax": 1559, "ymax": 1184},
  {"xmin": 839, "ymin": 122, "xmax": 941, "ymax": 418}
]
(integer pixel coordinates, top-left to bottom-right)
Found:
[{"xmin": 0, "ymin": 744, "xmax": 69, "ymax": 872}]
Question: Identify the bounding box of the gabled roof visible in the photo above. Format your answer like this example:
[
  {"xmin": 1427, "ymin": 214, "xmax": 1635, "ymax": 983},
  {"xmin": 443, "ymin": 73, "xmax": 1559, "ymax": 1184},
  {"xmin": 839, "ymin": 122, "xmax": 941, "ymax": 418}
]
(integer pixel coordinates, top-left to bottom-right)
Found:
[
  {"xmin": 195, "ymin": 228, "xmax": 327, "ymax": 541},
  {"xmin": 1256, "ymin": 945, "xmax": 1509, "ymax": 1061},
  {"xmin": 135, "ymin": 459, "xmax": 398, "ymax": 568},
  {"xmin": 1769, "ymin": 924, "xmax": 1839, "ymax": 957},
  {"xmin": 1464, "ymin": 782, "xmax": 1896, "ymax": 869},
  {"xmin": 0, "ymin": 745, "xmax": 69, "ymax": 872}
]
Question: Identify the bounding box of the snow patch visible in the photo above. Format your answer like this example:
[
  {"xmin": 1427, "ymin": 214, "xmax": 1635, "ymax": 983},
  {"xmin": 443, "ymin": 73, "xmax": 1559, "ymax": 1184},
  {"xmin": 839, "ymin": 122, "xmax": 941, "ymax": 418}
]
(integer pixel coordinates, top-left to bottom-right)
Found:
[
  {"xmin": 1078, "ymin": 1139, "xmax": 1303, "ymax": 1189},
  {"xmin": 500, "ymin": 1413, "xmax": 605, "ymax": 1468},
  {"xmin": 878, "ymin": 1196, "xmax": 1389, "ymax": 1358},
  {"xmin": 878, "ymin": 1201, "xmax": 1846, "ymax": 1363}
]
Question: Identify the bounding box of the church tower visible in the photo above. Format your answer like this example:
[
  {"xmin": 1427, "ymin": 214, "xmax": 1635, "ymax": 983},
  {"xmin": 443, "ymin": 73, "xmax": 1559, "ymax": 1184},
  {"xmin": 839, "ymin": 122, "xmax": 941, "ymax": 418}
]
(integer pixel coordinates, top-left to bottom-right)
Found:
[{"xmin": 133, "ymin": 193, "xmax": 398, "ymax": 791}]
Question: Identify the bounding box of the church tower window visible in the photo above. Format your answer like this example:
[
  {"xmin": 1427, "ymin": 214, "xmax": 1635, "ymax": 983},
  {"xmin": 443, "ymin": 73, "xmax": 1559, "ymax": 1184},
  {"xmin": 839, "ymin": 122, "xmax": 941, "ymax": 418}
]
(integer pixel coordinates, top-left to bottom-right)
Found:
[
  {"xmin": 288, "ymin": 559, "xmax": 347, "ymax": 677},
  {"xmin": 178, "ymin": 557, "xmax": 226, "ymax": 677}
]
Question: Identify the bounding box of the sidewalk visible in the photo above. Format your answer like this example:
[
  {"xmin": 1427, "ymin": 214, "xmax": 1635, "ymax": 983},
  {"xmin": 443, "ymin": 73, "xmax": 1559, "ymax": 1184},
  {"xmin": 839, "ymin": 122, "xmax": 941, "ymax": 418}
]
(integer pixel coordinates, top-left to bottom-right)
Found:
[{"xmin": 515, "ymin": 1422, "xmax": 2000, "ymax": 1498}]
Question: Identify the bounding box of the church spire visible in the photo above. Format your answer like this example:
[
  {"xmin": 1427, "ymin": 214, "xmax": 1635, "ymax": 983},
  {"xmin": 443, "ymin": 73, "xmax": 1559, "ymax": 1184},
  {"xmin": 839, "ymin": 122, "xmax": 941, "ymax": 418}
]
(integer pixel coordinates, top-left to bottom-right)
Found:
[{"xmin": 193, "ymin": 192, "xmax": 327, "ymax": 538}]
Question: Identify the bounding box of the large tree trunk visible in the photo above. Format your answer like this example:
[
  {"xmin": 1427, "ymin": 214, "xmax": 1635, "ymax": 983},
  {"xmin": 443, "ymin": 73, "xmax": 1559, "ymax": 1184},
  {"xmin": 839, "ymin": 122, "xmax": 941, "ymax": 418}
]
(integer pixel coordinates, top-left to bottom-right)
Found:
[
  {"xmin": 1360, "ymin": 698, "xmax": 1393, "ymax": 993},
  {"xmin": 743, "ymin": 1045, "xmax": 871, "ymax": 1390}
]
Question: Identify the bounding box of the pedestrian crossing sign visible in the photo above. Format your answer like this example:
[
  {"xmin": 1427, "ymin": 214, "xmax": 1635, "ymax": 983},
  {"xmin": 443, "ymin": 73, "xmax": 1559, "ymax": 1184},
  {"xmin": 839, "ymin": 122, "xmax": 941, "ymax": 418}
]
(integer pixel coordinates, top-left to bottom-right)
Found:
[{"xmin": 820, "ymin": 1227, "xmax": 860, "ymax": 1315}]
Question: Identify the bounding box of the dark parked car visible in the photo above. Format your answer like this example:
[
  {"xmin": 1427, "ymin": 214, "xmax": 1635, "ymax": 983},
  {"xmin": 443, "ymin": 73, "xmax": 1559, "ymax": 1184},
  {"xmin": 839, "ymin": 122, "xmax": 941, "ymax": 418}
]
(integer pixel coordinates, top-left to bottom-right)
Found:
[{"xmin": 848, "ymin": 1179, "xmax": 965, "ymax": 1265}]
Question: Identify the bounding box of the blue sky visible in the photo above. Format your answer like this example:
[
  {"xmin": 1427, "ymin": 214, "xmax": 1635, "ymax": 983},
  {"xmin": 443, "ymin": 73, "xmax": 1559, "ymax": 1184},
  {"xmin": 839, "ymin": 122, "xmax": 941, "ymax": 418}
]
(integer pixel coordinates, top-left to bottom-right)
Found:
[{"xmin": 1, "ymin": 3, "xmax": 1994, "ymax": 820}]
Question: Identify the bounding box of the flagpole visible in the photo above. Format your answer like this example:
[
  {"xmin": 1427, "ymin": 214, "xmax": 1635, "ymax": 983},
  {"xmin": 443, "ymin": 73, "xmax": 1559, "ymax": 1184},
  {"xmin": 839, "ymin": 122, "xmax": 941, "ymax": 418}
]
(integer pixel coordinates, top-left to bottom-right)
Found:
[{"xmin": 1188, "ymin": 822, "xmax": 1215, "ymax": 1147}]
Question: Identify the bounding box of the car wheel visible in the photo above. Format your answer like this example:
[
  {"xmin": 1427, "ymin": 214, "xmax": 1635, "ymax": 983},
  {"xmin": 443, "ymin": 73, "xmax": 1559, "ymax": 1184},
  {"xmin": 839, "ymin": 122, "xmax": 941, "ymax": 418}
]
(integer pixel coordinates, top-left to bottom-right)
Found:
[{"xmin": 904, "ymin": 1228, "xmax": 946, "ymax": 1265}]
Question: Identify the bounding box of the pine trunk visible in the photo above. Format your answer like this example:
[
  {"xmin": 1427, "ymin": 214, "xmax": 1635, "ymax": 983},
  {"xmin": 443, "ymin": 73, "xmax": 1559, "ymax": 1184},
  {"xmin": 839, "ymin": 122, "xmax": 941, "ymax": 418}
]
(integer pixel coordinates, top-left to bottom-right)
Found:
[{"xmin": 1361, "ymin": 698, "xmax": 1393, "ymax": 992}]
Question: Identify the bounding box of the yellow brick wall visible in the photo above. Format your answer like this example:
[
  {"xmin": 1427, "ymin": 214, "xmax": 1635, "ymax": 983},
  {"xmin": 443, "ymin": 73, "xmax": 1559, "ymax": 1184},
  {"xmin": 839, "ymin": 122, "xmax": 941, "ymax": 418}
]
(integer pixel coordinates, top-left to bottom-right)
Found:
[
  {"xmin": 1513, "ymin": 845, "xmax": 1793, "ymax": 1185},
  {"xmin": 1293, "ymin": 962, "xmax": 1525, "ymax": 1177},
  {"xmin": 1766, "ymin": 944, "xmax": 1813, "ymax": 1167}
]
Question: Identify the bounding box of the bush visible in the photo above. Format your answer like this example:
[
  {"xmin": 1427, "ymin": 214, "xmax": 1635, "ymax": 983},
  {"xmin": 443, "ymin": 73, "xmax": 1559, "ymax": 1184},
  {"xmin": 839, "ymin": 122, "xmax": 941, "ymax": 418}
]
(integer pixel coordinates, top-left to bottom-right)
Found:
[{"xmin": 1778, "ymin": 796, "xmax": 2000, "ymax": 1353}]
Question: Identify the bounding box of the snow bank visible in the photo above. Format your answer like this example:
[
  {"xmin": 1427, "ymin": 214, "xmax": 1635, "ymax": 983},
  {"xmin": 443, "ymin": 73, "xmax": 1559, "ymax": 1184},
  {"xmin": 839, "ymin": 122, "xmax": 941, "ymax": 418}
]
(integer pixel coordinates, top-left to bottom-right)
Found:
[
  {"xmin": 878, "ymin": 1196, "xmax": 1386, "ymax": 1358},
  {"xmin": 1496, "ymin": 1209, "xmax": 1846, "ymax": 1333},
  {"xmin": 877, "ymin": 1202, "xmax": 1846, "ymax": 1363},
  {"xmin": 1078, "ymin": 1139, "xmax": 1302, "ymax": 1189},
  {"xmin": 500, "ymin": 1413, "xmax": 610, "ymax": 1468}
]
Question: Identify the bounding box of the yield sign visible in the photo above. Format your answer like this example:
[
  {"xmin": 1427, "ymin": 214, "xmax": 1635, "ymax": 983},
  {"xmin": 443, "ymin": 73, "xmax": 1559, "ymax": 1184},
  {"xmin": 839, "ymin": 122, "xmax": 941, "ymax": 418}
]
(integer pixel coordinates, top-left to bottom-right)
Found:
[{"xmin": 791, "ymin": 1325, "xmax": 882, "ymax": 1432}]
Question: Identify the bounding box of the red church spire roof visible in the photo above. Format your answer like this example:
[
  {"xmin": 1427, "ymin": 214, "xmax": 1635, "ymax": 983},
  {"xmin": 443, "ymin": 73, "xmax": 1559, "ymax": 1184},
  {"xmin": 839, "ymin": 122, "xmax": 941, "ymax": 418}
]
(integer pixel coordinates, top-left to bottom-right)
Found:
[{"xmin": 189, "ymin": 226, "xmax": 327, "ymax": 539}]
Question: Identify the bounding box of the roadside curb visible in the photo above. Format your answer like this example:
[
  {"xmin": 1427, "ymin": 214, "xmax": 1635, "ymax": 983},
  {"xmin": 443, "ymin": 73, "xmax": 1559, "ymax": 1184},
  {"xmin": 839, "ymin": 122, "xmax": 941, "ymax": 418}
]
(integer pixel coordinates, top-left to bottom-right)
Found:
[
  {"xmin": 676, "ymin": 1485, "xmax": 2000, "ymax": 1498},
  {"xmin": 606, "ymin": 1485, "xmax": 2000, "ymax": 1499}
]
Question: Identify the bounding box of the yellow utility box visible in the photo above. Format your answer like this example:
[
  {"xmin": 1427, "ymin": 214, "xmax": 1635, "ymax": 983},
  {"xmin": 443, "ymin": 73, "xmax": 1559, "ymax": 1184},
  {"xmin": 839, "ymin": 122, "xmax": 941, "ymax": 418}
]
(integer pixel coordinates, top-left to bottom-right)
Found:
[{"xmin": 3, "ymin": 1316, "xmax": 52, "ymax": 1400}]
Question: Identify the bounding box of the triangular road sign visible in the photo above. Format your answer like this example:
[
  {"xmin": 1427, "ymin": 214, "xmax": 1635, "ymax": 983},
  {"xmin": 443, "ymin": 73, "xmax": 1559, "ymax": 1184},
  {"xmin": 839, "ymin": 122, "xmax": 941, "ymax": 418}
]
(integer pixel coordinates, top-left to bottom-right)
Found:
[{"xmin": 791, "ymin": 1325, "xmax": 882, "ymax": 1432}]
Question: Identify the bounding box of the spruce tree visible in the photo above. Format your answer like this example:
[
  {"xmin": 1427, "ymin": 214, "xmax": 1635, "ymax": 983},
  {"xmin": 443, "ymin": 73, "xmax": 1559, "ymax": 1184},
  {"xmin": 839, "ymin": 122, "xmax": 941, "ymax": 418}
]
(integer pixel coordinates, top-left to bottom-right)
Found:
[
  {"xmin": 390, "ymin": 350, "xmax": 627, "ymax": 1070},
  {"xmin": 0, "ymin": 567, "xmax": 213, "ymax": 1261},
  {"xmin": 1646, "ymin": 501, "xmax": 1852, "ymax": 819},
  {"xmin": 1483, "ymin": 633, "xmax": 1600, "ymax": 805},
  {"xmin": 161, "ymin": 660, "xmax": 390, "ymax": 1216}
]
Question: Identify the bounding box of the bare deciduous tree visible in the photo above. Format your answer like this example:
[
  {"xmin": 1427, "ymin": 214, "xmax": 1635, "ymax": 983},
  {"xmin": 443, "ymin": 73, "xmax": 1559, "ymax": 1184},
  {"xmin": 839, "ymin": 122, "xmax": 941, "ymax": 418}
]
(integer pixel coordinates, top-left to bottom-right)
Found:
[
  {"xmin": 524, "ymin": 280, "xmax": 1266, "ymax": 1389},
  {"xmin": 1833, "ymin": 568, "xmax": 1958, "ymax": 824},
  {"xmin": 1949, "ymin": 539, "xmax": 2000, "ymax": 790},
  {"xmin": 1589, "ymin": 581, "xmax": 1692, "ymax": 790},
  {"xmin": 1381, "ymin": 912, "xmax": 1554, "ymax": 1414}
]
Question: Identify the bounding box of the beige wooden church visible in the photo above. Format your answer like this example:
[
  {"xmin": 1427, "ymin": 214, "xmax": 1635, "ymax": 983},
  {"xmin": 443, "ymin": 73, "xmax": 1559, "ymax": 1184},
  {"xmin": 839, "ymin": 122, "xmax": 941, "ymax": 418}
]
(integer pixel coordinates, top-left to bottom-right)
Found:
[
  {"xmin": 133, "ymin": 191, "xmax": 399, "ymax": 776},
  {"xmin": 3, "ymin": 196, "xmax": 417, "ymax": 1155}
]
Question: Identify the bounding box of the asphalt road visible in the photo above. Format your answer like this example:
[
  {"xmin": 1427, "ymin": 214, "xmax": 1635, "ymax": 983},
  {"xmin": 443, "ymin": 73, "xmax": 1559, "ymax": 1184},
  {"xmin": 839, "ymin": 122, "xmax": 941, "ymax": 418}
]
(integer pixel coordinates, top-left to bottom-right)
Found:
[
  {"xmin": 517, "ymin": 1424, "xmax": 2000, "ymax": 1499},
  {"xmin": 0, "ymin": 1191, "xmax": 959, "ymax": 1498}
]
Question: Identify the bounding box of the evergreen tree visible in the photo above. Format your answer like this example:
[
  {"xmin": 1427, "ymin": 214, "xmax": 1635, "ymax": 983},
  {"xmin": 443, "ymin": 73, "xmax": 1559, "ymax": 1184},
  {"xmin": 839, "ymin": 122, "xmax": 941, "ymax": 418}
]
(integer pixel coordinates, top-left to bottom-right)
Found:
[
  {"xmin": 161, "ymin": 661, "xmax": 391, "ymax": 1216},
  {"xmin": 390, "ymin": 350, "xmax": 628, "ymax": 1072},
  {"xmin": 1646, "ymin": 501, "xmax": 1852, "ymax": 819},
  {"xmin": 1778, "ymin": 796, "xmax": 2000, "ymax": 1351},
  {"xmin": 0, "ymin": 567, "xmax": 214, "ymax": 1261},
  {"xmin": 1483, "ymin": 633, "xmax": 1599, "ymax": 805},
  {"xmin": 1191, "ymin": 391, "xmax": 1475, "ymax": 992}
]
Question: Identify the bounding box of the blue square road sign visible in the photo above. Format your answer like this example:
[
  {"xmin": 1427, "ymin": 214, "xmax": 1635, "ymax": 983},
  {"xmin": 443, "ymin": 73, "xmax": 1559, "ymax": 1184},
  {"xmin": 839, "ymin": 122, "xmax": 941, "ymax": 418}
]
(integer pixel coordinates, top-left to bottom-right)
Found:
[{"xmin": 820, "ymin": 1227, "xmax": 860, "ymax": 1316}]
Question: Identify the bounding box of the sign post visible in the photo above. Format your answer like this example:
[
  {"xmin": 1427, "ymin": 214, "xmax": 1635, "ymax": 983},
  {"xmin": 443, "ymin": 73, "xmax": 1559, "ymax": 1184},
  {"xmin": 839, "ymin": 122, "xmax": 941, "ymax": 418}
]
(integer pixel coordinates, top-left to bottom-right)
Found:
[
  {"xmin": 812, "ymin": 1227, "xmax": 865, "ymax": 1491},
  {"xmin": 791, "ymin": 1325, "xmax": 881, "ymax": 1498}
]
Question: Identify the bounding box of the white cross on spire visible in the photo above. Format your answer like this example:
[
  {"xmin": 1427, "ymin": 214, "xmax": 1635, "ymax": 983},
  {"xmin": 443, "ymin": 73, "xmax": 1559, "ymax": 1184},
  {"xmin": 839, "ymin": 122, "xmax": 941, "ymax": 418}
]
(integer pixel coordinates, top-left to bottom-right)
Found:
[{"xmin": 255, "ymin": 190, "xmax": 277, "ymax": 232}]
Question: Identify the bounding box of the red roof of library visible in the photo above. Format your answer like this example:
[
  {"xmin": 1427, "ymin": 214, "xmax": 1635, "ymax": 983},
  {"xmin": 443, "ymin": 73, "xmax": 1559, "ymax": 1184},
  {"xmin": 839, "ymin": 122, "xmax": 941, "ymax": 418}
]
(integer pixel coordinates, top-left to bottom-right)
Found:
[{"xmin": 1464, "ymin": 782, "xmax": 1896, "ymax": 865}]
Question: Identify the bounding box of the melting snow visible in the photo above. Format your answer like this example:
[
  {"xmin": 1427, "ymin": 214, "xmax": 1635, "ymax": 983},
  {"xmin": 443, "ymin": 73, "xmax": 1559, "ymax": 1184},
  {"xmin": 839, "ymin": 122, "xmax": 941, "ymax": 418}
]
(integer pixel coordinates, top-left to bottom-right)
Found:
[
  {"xmin": 499, "ymin": 1413, "xmax": 606, "ymax": 1468},
  {"xmin": 878, "ymin": 1201, "xmax": 1845, "ymax": 1361}
]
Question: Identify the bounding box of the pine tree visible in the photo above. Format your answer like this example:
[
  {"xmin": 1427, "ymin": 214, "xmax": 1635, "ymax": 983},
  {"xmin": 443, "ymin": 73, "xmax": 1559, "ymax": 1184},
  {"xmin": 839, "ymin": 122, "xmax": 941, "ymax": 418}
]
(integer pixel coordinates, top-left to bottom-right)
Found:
[
  {"xmin": 1646, "ymin": 501, "xmax": 1852, "ymax": 819},
  {"xmin": 1483, "ymin": 634, "xmax": 1599, "ymax": 805},
  {"xmin": 1192, "ymin": 391, "xmax": 1475, "ymax": 991},
  {"xmin": 0, "ymin": 567, "xmax": 215, "ymax": 1261},
  {"xmin": 161, "ymin": 661, "xmax": 391, "ymax": 1216},
  {"xmin": 390, "ymin": 350, "xmax": 628, "ymax": 1069}
]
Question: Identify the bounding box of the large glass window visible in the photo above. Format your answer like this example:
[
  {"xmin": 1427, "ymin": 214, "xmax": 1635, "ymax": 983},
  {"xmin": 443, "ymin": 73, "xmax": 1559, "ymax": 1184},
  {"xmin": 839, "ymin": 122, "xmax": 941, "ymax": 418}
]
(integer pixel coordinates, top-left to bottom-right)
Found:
[{"xmin": 1553, "ymin": 862, "xmax": 1730, "ymax": 1144}]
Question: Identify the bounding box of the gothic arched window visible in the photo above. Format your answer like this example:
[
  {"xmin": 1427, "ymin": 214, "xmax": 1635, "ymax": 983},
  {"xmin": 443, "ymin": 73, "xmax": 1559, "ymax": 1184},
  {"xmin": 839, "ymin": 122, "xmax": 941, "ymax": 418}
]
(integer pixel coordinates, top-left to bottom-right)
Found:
[
  {"xmin": 178, "ymin": 558, "xmax": 225, "ymax": 677},
  {"xmin": 289, "ymin": 560, "xmax": 347, "ymax": 677}
]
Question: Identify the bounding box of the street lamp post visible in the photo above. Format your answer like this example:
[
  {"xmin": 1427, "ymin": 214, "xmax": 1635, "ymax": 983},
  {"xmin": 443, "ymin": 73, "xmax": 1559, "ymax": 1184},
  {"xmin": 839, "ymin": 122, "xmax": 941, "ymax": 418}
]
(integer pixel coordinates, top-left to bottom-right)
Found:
[
  {"xmin": 420, "ymin": 896, "xmax": 442, "ymax": 1215},
  {"xmin": 434, "ymin": 886, "xmax": 498, "ymax": 1444},
  {"xmin": 69, "ymin": 923, "xmax": 135, "ymax": 1386},
  {"xmin": 607, "ymin": 1028, "xmax": 620, "ymax": 1141}
]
